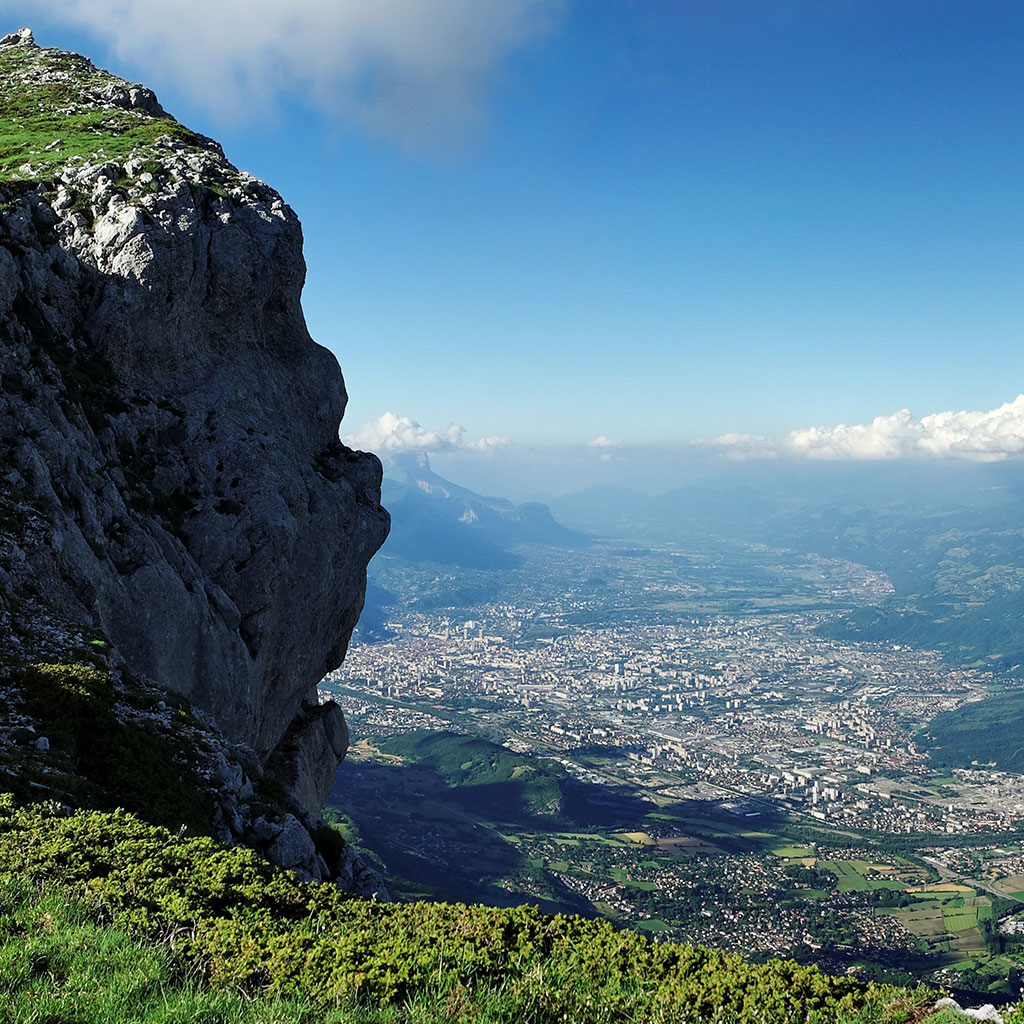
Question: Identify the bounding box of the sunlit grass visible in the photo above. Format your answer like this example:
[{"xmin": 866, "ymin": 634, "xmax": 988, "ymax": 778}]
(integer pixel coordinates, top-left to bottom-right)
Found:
[{"xmin": 0, "ymin": 43, "xmax": 205, "ymax": 181}]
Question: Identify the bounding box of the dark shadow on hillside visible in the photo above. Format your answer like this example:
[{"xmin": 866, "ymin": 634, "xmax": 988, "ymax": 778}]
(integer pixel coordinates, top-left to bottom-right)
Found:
[
  {"xmin": 328, "ymin": 757, "xmax": 595, "ymax": 915},
  {"xmin": 560, "ymin": 779, "xmax": 657, "ymax": 829}
]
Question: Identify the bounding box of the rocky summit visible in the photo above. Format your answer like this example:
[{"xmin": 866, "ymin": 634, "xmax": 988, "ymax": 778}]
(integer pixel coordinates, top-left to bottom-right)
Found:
[{"xmin": 0, "ymin": 29, "xmax": 389, "ymax": 890}]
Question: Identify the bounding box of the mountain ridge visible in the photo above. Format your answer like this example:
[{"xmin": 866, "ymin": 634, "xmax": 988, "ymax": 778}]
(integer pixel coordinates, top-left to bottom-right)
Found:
[{"xmin": 383, "ymin": 452, "xmax": 587, "ymax": 562}]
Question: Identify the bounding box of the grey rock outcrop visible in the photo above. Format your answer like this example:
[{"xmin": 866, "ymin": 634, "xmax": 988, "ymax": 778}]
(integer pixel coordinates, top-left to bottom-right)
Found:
[
  {"xmin": 934, "ymin": 998, "xmax": 1005, "ymax": 1023},
  {"xmin": 0, "ymin": 27, "xmax": 33, "ymax": 48},
  {"xmin": 266, "ymin": 696, "xmax": 351, "ymax": 815},
  {"xmin": 0, "ymin": 34, "xmax": 389, "ymax": 882}
]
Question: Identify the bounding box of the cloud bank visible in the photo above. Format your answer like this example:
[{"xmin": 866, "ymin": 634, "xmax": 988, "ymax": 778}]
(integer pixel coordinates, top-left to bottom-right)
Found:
[
  {"xmin": 712, "ymin": 395, "xmax": 1024, "ymax": 461},
  {"xmin": 33, "ymin": 0, "xmax": 565, "ymax": 148},
  {"xmin": 347, "ymin": 397, "xmax": 1024, "ymax": 465},
  {"xmin": 345, "ymin": 412, "xmax": 509, "ymax": 455}
]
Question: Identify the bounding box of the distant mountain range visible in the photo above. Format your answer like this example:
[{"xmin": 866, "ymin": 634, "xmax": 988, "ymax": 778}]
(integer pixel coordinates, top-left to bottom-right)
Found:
[
  {"xmin": 381, "ymin": 453, "xmax": 587, "ymax": 568},
  {"xmin": 355, "ymin": 454, "xmax": 588, "ymax": 633}
]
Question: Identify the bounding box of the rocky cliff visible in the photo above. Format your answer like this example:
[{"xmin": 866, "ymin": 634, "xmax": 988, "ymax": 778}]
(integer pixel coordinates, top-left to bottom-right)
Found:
[{"xmin": 0, "ymin": 29, "xmax": 389, "ymax": 892}]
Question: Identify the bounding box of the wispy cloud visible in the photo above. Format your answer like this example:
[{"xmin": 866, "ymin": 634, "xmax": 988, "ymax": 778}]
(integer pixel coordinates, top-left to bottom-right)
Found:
[
  {"xmin": 33, "ymin": 0, "xmax": 566, "ymax": 149},
  {"xmin": 345, "ymin": 411, "xmax": 509, "ymax": 455},
  {"xmin": 710, "ymin": 395, "xmax": 1024, "ymax": 461}
]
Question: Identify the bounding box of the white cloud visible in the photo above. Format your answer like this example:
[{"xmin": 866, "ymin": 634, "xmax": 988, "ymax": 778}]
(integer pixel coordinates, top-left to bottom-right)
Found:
[
  {"xmin": 587, "ymin": 435, "xmax": 624, "ymax": 462},
  {"xmin": 32, "ymin": 0, "xmax": 566, "ymax": 149},
  {"xmin": 468, "ymin": 434, "xmax": 512, "ymax": 455},
  {"xmin": 345, "ymin": 411, "xmax": 509, "ymax": 454},
  {"xmin": 711, "ymin": 395, "xmax": 1024, "ymax": 461}
]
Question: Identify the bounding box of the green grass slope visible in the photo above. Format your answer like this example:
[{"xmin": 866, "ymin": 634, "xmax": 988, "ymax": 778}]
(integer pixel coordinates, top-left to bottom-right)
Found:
[
  {"xmin": 378, "ymin": 731, "xmax": 568, "ymax": 819},
  {"xmin": 0, "ymin": 875, "xmax": 325, "ymax": 1024},
  {"xmin": 0, "ymin": 40, "xmax": 207, "ymax": 181}
]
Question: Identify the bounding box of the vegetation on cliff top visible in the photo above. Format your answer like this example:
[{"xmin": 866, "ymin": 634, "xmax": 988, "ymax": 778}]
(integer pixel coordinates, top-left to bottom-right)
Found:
[{"xmin": 0, "ymin": 40, "xmax": 208, "ymax": 181}]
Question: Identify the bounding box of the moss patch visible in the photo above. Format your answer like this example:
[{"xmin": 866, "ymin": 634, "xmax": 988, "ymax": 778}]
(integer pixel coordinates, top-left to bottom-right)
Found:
[{"xmin": 2, "ymin": 662, "xmax": 212, "ymax": 833}]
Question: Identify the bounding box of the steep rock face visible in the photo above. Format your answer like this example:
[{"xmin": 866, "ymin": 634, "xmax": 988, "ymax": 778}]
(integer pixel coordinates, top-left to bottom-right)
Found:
[{"xmin": 0, "ymin": 33, "xmax": 389, "ymax": 824}]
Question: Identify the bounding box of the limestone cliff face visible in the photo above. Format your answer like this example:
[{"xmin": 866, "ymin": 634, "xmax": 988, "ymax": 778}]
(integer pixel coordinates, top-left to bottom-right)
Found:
[{"xmin": 0, "ymin": 32, "xmax": 389, "ymax": 833}]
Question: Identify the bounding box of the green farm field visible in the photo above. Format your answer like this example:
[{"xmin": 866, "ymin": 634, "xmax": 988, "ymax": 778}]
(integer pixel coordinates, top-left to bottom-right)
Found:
[{"xmin": 818, "ymin": 860, "xmax": 910, "ymax": 893}]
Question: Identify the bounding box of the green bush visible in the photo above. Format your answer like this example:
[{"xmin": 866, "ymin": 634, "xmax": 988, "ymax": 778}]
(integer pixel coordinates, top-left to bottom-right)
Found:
[
  {"xmin": 0, "ymin": 874, "xmax": 367, "ymax": 1024},
  {"xmin": 1004, "ymin": 999, "xmax": 1024, "ymax": 1024},
  {"xmin": 0, "ymin": 800, "xmax": 931, "ymax": 1023}
]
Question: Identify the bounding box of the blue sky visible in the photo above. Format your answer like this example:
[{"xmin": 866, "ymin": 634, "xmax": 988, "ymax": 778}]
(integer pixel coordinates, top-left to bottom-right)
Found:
[{"xmin": 6, "ymin": 1, "xmax": 1024, "ymax": 462}]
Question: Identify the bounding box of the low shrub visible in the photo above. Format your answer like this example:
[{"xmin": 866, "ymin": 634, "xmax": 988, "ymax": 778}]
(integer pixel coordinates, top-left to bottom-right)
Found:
[{"xmin": 0, "ymin": 800, "xmax": 932, "ymax": 1023}]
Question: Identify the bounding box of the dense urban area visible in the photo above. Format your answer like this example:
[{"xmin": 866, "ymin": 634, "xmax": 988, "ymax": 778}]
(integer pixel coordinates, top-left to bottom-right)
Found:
[{"xmin": 322, "ymin": 538, "xmax": 1024, "ymax": 998}]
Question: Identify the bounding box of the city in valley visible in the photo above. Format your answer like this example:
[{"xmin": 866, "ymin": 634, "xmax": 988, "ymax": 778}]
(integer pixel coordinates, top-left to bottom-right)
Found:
[{"xmin": 320, "ymin": 537, "xmax": 1024, "ymax": 999}]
